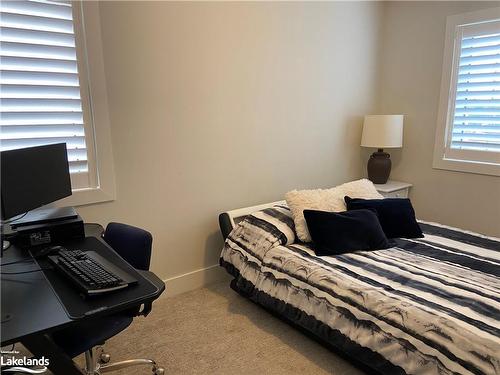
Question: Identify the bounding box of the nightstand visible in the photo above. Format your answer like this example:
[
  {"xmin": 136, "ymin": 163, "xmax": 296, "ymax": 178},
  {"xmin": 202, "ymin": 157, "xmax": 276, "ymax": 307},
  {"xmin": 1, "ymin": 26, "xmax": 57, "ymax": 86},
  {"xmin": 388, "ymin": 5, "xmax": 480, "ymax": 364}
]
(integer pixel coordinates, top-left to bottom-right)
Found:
[{"xmin": 373, "ymin": 180, "xmax": 412, "ymax": 198}]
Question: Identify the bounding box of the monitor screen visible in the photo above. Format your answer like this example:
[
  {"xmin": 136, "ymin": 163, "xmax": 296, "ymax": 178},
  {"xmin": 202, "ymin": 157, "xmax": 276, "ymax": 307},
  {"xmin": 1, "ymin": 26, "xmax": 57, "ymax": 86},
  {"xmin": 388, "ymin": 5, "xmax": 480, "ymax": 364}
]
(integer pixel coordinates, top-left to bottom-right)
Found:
[{"xmin": 1, "ymin": 143, "xmax": 72, "ymax": 220}]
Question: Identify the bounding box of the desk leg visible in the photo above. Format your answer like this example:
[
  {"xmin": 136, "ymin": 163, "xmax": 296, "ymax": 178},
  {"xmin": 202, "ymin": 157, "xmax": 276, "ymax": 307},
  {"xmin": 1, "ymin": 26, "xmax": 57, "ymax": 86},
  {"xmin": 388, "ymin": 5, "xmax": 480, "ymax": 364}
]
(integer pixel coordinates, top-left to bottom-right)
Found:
[{"xmin": 22, "ymin": 334, "xmax": 83, "ymax": 375}]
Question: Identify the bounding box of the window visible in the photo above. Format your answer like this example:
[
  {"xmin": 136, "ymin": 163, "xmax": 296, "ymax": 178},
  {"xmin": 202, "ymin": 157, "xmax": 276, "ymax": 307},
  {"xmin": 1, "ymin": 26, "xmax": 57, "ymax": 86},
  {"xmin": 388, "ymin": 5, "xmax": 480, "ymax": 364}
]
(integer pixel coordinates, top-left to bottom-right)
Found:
[
  {"xmin": 433, "ymin": 8, "xmax": 500, "ymax": 176},
  {"xmin": 0, "ymin": 0, "xmax": 115, "ymax": 204}
]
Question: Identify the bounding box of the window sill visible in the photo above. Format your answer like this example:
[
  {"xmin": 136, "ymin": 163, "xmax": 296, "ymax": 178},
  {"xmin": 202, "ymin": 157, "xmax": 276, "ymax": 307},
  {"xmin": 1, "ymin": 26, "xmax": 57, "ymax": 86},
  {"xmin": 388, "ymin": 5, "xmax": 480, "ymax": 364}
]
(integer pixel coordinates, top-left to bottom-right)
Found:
[
  {"xmin": 56, "ymin": 186, "xmax": 115, "ymax": 208},
  {"xmin": 432, "ymin": 157, "xmax": 500, "ymax": 177}
]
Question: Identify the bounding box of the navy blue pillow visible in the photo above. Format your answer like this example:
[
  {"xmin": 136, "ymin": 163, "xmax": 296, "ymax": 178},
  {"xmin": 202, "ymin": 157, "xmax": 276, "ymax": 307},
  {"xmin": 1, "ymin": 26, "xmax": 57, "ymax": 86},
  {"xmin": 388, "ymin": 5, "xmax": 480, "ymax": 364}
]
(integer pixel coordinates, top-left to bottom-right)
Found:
[
  {"xmin": 303, "ymin": 209, "xmax": 390, "ymax": 256},
  {"xmin": 344, "ymin": 196, "xmax": 423, "ymax": 239}
]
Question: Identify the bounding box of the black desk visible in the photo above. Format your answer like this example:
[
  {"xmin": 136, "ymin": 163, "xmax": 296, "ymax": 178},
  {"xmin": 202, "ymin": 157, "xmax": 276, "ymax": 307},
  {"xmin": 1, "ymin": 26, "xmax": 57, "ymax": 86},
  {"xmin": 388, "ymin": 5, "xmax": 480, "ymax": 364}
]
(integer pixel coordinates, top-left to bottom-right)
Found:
[{"xmin": 1, "ymin": 224, "xmax": 165, "ymax": 375}]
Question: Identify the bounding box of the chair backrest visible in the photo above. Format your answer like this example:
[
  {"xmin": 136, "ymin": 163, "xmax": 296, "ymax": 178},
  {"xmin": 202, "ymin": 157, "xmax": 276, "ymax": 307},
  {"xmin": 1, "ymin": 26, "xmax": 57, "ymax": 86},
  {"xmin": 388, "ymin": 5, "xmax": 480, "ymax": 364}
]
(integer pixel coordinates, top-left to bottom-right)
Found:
[{"xmin": 103, "ymin": 222, "xmax": 152, "ymax": 271}]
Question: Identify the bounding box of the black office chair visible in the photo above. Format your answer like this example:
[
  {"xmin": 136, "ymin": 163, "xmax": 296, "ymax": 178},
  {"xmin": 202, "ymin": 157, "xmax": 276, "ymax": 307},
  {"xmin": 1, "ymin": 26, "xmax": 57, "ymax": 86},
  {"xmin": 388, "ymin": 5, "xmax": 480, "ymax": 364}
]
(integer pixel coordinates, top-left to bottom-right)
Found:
[{"xmin": 50, "ymin": 222, "xmax": 165, "ymax": 375}]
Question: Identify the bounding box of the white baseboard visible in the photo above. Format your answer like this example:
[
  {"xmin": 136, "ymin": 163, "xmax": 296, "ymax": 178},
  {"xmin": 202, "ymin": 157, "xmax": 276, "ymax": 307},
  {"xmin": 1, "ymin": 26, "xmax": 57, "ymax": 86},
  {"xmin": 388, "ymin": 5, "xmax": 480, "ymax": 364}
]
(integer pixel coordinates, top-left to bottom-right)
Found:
[{"xmin": 162, "ymin": 264, "xmax": 231, "ymax": 298}]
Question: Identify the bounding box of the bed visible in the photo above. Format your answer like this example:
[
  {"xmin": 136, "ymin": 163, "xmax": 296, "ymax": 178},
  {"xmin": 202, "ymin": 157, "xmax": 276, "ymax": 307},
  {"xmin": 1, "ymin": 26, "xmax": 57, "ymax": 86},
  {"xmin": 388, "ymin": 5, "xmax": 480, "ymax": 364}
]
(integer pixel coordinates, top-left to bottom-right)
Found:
[{"xmin": 218, "ymin": 202, "xmax": 500, "ymax": 375}]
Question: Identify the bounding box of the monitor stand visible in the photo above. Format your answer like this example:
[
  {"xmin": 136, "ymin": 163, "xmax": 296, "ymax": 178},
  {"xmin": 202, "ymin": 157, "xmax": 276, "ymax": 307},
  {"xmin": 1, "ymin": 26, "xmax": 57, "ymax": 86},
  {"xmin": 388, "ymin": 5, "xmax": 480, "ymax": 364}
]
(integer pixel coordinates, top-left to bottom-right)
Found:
[{"xmin": 11, "ymin": 206, "xmax": 77, "ymax": 229}]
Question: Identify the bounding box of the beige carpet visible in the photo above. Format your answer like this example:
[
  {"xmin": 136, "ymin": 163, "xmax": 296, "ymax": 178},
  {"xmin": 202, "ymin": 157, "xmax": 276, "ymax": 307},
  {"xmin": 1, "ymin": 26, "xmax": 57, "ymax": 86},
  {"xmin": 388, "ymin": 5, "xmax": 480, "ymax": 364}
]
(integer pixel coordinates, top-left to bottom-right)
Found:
[
  {"xmin": 78, "ymin": 281, "xmax": 365, "ymax": 375},
  {"xmin": 15, "ymin": 282, "xmax": 365, "ymax": 374}
]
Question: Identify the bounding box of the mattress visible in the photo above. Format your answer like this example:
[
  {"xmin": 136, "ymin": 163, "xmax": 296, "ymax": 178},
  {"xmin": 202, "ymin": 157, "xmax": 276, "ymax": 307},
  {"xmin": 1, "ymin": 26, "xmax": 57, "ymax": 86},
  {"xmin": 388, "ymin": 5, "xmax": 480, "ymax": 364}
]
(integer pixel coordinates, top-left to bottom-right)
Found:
[{"xmin": 219, "ymin": 205, "xmax": 500, "ymax": 375}]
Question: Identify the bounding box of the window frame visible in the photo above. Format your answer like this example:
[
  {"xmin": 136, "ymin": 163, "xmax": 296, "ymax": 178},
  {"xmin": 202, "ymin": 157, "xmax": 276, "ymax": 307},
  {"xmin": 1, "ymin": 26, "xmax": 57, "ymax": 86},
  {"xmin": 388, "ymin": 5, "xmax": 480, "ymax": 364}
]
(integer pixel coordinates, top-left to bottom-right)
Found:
[
  {"xmin": 433, "ymin": 7, "xmax": 500, "ymax": 177},
  {"xmin": 57, "ymin": 1, "xmax": 116, "ymax": 207}
]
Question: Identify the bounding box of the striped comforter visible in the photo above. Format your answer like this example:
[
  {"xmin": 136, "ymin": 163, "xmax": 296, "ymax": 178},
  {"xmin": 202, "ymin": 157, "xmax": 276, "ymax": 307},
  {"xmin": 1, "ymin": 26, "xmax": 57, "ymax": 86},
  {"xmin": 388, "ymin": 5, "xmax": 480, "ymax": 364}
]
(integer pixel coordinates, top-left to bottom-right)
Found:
[{"xmin": 219, "ymin": 205, "xmax": 500, "ymax": 375}]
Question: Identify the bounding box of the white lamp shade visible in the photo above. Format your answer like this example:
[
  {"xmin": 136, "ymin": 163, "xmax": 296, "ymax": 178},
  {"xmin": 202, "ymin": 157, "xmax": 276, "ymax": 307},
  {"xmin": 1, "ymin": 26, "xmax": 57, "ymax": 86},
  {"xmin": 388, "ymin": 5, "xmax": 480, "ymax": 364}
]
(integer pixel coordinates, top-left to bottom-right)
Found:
[{"xmin": 361, "ymin": 115, "xmax": 404, "ymax": 148}]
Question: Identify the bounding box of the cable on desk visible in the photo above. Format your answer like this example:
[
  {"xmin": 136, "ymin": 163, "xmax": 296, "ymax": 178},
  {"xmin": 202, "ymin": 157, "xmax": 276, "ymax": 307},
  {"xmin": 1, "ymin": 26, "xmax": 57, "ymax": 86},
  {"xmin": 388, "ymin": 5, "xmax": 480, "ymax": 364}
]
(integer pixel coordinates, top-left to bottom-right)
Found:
[
  {"xmin": 1, "ymin": 267, "xmax": 52, "ymax": 275},
  {"xmin": 0, "ymin": 258, "xmax": 34, "ymax": 266}
]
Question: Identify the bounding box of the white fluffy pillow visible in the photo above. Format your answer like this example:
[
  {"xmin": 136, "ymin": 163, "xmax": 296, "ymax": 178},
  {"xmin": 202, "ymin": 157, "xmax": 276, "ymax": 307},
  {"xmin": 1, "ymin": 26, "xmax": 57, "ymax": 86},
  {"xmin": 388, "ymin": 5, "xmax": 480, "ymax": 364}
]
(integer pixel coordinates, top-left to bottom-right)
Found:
[{"xmin": 285, "ymin": 179, "xmax": 383, "ymax": 242}]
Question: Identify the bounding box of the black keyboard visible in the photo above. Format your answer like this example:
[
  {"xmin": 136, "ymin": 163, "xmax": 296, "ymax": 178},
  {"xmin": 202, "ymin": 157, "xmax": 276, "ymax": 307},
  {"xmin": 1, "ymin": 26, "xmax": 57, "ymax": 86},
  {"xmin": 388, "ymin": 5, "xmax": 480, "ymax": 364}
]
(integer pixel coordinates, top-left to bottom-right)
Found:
[{"xmin": 48, "ymin": 249, "xmax": 129, "ymax": 295}]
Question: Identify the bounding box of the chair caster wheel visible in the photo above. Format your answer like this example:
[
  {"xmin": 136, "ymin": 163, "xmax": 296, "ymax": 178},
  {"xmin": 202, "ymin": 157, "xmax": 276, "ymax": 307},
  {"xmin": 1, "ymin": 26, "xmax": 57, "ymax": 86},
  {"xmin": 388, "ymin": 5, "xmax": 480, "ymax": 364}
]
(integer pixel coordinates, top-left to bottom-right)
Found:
[
  {"xmin": 153, "ymin": 366, "xmax": 165, "ymax": 375},
  {"xmin": 99, "ymin": 353, "xmax": 111, "ymax": 364}
]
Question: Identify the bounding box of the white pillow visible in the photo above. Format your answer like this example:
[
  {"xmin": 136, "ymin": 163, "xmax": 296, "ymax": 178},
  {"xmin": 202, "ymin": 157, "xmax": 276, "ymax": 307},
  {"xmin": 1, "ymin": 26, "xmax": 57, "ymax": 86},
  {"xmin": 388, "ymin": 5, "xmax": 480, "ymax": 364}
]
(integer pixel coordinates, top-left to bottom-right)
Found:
[{"xmin": 285, "ymin": 179, "xmax": 383, "ymax": 242}]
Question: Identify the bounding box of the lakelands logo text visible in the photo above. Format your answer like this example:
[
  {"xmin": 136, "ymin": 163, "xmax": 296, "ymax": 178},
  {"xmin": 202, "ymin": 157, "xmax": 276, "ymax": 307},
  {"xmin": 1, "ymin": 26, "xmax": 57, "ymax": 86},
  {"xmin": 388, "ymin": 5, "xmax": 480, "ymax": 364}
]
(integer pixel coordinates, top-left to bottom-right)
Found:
[{"xmin": 0, "ymin": 355, "xmax": 49, "ymax": 373}]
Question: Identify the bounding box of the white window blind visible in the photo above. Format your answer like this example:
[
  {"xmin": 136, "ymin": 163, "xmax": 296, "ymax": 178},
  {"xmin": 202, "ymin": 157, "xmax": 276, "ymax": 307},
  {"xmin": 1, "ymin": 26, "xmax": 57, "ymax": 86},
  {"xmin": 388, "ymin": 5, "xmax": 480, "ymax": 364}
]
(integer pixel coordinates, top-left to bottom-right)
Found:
[
  {"xmin": 0, "ymin": 0, "xmax": 92, "ymax": 189},
  {"xmin": 434, "ymin": 10, "xmax": 500, "ymax": 175},
  {"xmin": 451, "ymin": 25, "xmax": 500, "ymax": 153}
]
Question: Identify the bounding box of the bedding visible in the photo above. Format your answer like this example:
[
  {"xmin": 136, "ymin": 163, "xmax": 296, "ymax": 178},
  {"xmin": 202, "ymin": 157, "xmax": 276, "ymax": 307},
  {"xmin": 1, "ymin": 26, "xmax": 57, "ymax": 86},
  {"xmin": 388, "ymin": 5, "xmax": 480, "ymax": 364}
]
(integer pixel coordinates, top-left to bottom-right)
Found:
[{"xmin": 219, "ymin": 205, "xmax": 500, "ymax": 375}]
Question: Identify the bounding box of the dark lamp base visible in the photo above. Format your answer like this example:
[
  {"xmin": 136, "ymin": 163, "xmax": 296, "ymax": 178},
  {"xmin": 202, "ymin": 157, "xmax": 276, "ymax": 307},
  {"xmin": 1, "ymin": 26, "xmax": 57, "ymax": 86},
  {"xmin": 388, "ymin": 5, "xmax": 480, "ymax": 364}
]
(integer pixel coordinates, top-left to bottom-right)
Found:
[{"xmin": 367, "ymin": 149, "xmax": 391, "ymax": 184}]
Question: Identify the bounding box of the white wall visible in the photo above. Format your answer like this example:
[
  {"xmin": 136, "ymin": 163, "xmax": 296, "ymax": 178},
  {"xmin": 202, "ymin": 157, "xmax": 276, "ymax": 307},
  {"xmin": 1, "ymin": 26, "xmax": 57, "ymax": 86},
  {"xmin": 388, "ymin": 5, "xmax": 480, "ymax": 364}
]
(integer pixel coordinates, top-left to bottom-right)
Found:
[
  {"xmin": 376, "ymin": 1, "xmax": 500, "ymax": 237},
  {"xmin": 76, "ymin": 2, "xmax": 383, "ymax": 290}
]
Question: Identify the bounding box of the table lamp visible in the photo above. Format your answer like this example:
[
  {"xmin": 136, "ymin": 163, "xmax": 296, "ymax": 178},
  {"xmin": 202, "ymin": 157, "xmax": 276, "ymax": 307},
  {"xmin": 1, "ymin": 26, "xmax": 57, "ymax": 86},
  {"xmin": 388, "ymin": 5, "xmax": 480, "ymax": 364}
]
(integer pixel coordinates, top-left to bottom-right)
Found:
[{"xmin": 361, "ymin": 115, "xmax": 403, "ymax": 184}]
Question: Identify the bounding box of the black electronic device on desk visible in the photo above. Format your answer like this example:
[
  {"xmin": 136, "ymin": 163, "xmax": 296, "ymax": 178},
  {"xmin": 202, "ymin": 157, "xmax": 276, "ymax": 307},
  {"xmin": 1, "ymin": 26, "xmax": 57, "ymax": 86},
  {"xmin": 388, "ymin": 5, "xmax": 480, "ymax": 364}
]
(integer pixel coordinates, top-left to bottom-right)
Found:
[
  {"xmin": 0, "ymin": 143, "xmax": 84, "ymax": 251},
  {"xmin": 29, "ymin": 236, "xmax": 161, "ymax": 320},
  {"xmin": 47, "ymin": 247, "xmax": 138, "ymax": 296},
  {"xmin": 14, "ymin": 215, "xmax": 84, "ymax": 248}
]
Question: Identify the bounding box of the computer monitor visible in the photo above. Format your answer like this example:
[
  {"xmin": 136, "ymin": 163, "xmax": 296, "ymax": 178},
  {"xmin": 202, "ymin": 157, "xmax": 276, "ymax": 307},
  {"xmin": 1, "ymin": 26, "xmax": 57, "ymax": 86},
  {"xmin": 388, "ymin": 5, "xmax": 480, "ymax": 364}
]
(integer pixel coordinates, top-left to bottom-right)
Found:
[{"xmin": 1, "ymin": 143, "xmax": 72, "ymax": 220}]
